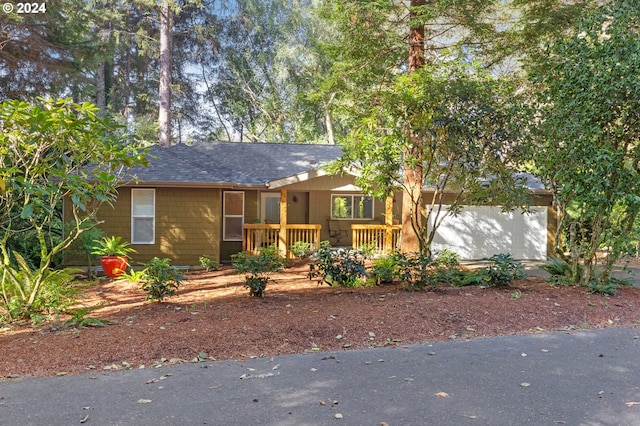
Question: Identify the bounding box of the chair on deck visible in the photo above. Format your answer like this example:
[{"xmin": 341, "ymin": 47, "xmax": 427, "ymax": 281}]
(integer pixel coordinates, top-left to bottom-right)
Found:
[{"xmin": 327, "ymin": 219, "xmax": 347, "ymax": 245}]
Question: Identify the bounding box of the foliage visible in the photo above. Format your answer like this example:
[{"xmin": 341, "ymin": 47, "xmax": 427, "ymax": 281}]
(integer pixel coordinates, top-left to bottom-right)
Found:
[
  {"xmin": 390, "ymin": 251, "xmax": 467, "ymax": 290},
  {"xmin": 433, "ymin": 249, "xmax": 461, "ymax": 269},
  {"xmin": 91, "ymin": 236, "xmax": 137, "ymax": 257},
  {"xmin": 331, "ymin": 61, "xmax": 531, "ymax": 256},
  {"xmin": 66, "ymin": 224, "xmax": 105, "ymax": 277},
  {"xmin": 462, "ymin": 254, "xmax": 526, "ymax": 287},
  {"xmin": 199, "ymin": 255, "xmax": 220, "ymax": 271},
  {"xmin": 0, "ymin": 250, "xmax": 82, "ymax": 321},
  {"xmin": 527, "ymin": 0, "xmax": 640, "ymax": 284},
  {"xmin": 65, "ymin": 308, "xmax": 107, "ymax": 329},
  {"xmin": 0, "ymin": 99, "xmax": 146, "ymax": 319},
  {"xmin": 358, "ymin": 242, "xmax": 378, "ymax": 259},
  {"xmin": 139, "ymin": 258, "xmax": 185, "ymax": 302},
  {"xmin": 370, "ymin": 255, "xmax": 396, "ymax": 284},
  {"xmin": 308, "ymin": 241, "xmax": 367, "ymax": 288},
  {"xmin": 289, "ymin": 241, "xmax": 311, "ymax": 259},
  {"xmin": 231, "ymin": 246, "xmax": 286, "ymax": 297},
  {"xmin": 541, "ymin": 256, "xmax": 578, "ymax": 286}
]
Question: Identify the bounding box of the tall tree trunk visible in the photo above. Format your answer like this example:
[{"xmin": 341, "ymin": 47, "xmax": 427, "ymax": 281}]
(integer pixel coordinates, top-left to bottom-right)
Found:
[
  {"xmin": 96, "ymin": 62, "xmax": 106, "ymax": 114},
  {"xmin": 401, "ymin": 0, "xmax": 426, "ymax": 254},
  {"xmin": 158, "ymin": 1, "xmax": 172, "ymax": 147}
]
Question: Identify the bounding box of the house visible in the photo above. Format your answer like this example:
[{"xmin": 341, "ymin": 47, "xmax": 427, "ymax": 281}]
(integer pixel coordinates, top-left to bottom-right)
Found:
[{"xmin": 63, "ymin": 142, "xmax": 556, "ymax": 266}]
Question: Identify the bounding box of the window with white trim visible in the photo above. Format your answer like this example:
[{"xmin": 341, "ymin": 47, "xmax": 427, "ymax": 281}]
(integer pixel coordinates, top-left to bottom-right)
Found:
[
  {"xmin": 331, "ymin": 194, "xmax": 374, "ymax": 219},
  {"xmin": 131, "ymin": 188, "xmax": 155, "ymax": 244},
  {"xmin": 223, "ymin": 191, "xmax": 244, "ymax": 241}
]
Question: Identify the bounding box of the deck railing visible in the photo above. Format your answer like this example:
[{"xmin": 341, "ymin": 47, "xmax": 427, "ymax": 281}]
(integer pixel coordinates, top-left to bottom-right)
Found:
[
  {"xmin": 243, "ymin": 224, "xmax": 322, "ymax": 258},
  {"xmin": 351, "ymin": 224, "xmax": 402, "ymax": 255}
]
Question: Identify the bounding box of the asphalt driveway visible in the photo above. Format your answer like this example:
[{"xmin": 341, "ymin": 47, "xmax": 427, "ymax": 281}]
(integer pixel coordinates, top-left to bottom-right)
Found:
[{"xmin": 1, "ymin": 327, "xmax": 639, "ymax": 425}]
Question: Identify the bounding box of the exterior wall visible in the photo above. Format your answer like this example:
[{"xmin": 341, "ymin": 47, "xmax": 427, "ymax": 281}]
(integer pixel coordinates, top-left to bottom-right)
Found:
[{"xmin": 64, "ymin": 187, "xmax": 222, "ymax": 267}]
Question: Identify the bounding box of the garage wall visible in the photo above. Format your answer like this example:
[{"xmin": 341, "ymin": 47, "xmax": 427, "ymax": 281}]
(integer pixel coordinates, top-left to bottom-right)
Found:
[{"xmin": 429, "ymin": 205, "xmax": 548, "ymax": 260}]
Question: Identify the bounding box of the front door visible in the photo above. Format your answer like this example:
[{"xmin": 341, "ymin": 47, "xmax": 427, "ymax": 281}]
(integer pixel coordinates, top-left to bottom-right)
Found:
[{"xmin": 261, "ymin": 193, "xmax": 280, "ymax": 224}]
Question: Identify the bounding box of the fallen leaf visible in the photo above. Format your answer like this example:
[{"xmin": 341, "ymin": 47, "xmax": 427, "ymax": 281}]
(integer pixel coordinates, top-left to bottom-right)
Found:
[
  {"xmin": 137, "ymin": 399, "xmax": 152, "ymax": 404},
  {"xmin": 335, "ymin": 413, "xmax": 343, "ymax": 419},
  {"xmin": 520, "ymin": 382, "xmax": 531, "ymax": 387},
  {"xmin": 209, "ymin": 384, "xmax": 222, "ymax": 390},
  {"xmin": 56, "ymin": 372, "xmax": 68, "ymax": 376},
  {"xmin": 319, "ymin": 400, "xmax": 326, "ymax": 406},
  {"xmin": 625, "ymin": 401, "xmax": 640, "ymax": 407},
  {"xmin": 80, "ymin": 415, "xmax": 89, "ymax": 423},
  {"xmin": 435, "ymin": 392, "xmax": 449, "ymax": 398}
]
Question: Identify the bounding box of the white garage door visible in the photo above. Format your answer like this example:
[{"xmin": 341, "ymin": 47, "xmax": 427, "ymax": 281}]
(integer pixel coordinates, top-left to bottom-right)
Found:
[{"xmin": 429, "ymin": 205, "xmax": 548, "ymax": 260}]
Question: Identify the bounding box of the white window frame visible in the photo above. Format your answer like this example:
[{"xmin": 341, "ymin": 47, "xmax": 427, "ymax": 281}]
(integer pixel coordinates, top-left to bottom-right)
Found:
[
  {"xmin": 131, "ymin": 188, "xmax": 155, "ymax": 244},
  {"xmin": 330, "ymin": 194, "xmax": 374, "ymax": 220},
  {"xmin": 223, "ymin": 191, "xmax": 245, "ymax": 241}
]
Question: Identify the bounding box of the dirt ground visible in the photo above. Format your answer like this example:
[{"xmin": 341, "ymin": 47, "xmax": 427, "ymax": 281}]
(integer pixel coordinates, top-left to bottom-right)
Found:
[{"xmin": 1, "ymin": 261, "xmax": 640, "ymax": 379}]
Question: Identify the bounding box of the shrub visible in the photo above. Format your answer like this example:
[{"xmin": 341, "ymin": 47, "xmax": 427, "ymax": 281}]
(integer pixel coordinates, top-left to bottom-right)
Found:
[
  {"xmin": 433, "ymin": 248, "xmax": 460, "ymax": 268},
  {"xmin": 391, "ymin": 252, "xmax": 435, "ymax": 290},
  {"xmin": 199, "ymin": 255, "xmax": 220, "ymax": 271},
  {"xmin": 140, "ymin": 258, "xmax": 185, "ymax": 302},
  {"xmin": 1, "ymin": 253, "xmax": 83, "ymax": 322},
  {"xmin": 231, "ymin": 246, "xmax": 286, "ymax": 297},
  {"xmin": 541, "ymin": 256, "xmax": 576, "ymax": 285},
  {"xmin": 359, "ymin": 241, "xmax": 378, "ymax": 258},
  {"xmin": 290, "ymin": 241, "xmax": 311, "ymax": 259},
  {"xmin": 308, "ymin": 241, "xmax": 367, "ymax": 287},
  {"xmin": 370, "ymin": 255, "xmax": 396, "ymax": 284},
  {"xmin": 463, "ymin": 253, "xmax": 526, "ymax": 287}
]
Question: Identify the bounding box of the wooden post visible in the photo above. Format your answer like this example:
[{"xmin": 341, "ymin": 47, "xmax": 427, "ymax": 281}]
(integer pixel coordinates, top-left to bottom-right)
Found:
[
  {"xmin": 385, "ymin": 195, "xmax": 393, "ymax": 254},
  {"xmin": 279, "ymin": 189, "xmax": 288, "ymax": 256}
]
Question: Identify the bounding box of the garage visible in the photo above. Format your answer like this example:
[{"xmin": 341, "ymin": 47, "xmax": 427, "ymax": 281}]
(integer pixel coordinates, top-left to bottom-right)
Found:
[{"xmin": 429, "ymin": 205, "xmax": 548, "ymax": 260}]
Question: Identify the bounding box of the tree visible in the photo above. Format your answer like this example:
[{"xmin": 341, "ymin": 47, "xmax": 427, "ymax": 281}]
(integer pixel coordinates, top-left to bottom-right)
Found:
[
  {"xmin": 527, "ymin": 0, "xmax": 640, "ymax": 284},
  {"xmin": 336, "ymin": 61, "xmax": 530, "ymax": 256},
  {"xmin": 0, "ymin": 99, "xmax": 146, "ymax": 319},
  {"xmin": 322, "ymin": 0, "xmax": 531, "ymax": 255}
]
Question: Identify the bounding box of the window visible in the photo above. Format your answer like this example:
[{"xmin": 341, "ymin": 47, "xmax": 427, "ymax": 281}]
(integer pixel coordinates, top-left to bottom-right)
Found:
[
  {"xmin": 224, "ymin": 191, "xmax": 244, "ymax": 241},
  {"xmin": 131, "ymin": 189, "xmax": 155, "ymax": 244},
  {"xmin": 331, "ymin": 194, "xmax": 373, "ymax": 219}
]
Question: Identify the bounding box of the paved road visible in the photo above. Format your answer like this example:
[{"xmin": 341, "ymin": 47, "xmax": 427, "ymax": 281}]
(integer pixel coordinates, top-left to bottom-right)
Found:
[{"xmin": 1, "ymin": 328, "xmax": 640, "ymax": 425}]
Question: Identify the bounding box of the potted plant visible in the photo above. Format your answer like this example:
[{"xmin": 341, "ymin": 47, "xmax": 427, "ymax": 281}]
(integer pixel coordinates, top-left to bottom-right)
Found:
[{"xmin": 91, "ymin": 236, "xmax": 137, "ymax": 277}]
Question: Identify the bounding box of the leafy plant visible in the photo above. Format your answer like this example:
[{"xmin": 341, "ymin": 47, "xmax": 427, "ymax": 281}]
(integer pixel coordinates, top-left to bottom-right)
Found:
[
  {"xmin": 433, "ymin": 248, "xmax": 460, "ymax": 268},
  {"xmin": 65, "ymin": 308, "xmax": 106, "ymax": 328},
  {"xmin": 588, "ymin": 281, "xmax": 617, "ymax": 296},
  {"xmin": 0, "ymin": 99, "xmax": 147, "ymax": 319},
  {"xmin": 289, "ymin": 241, "xmax": 311, "ymax": 259},
  {"xmin": 370, "ymin": 255, "xmax": 396, "ymax": 284},
  {"xmin": 541, "ymin": 256, "xmax": 577, "ymax": 286},
  {"xmin": 463, "ymin": 253, "xmax": 526, "ymax": 287},
  {"xmin": 359, "ymin": 241, "xmax": 378, "ymax": 258},
  {"xmin": 1, "ymin": 251, "xmax": 82, "ymax": 321},
  {"xmin": 231, "ymin": 246, "xmax": 286, "ymax": 297},
  {"xmin": 199, "ymin": 255, "xmax": 220, "ymax": 271},
  {"xmin": 91, "ymin": 236, "xmax": 137, "ymax": 257},
  {"xmin": 140, "ymin": 258, "xmax": 185, "ymax": 302},
  {"xmin": 308, "ymin": 241, "xmax": 367, "ymax": 287}
]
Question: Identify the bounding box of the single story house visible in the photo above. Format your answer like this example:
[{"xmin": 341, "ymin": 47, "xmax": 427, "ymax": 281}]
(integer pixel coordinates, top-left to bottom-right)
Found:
[{"xmin": 64, "ymin": 142, "xmax": 556, "ymax": 266}]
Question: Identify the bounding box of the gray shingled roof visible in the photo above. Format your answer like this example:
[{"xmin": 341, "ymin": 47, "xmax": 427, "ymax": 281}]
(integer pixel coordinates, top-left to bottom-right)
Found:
[
  {"xmin": 123, "ymin": 142, "xmax": 547, "ymax": 192},
  {"xmin": 124, "ymin": 142, "xmax": 344, "ymax": 187}
]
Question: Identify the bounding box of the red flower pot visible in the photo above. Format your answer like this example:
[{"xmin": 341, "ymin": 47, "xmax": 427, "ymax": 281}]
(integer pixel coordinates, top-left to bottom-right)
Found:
[{"xmin": 100, "ymin": 256, "xmax": 129, "ymax": 277}]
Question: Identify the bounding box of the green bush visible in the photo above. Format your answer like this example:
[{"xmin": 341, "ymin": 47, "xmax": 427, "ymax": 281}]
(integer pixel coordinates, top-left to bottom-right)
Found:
[
  {"xmin": 434, "ymin": 248, "xmax": 460, "ymax": 268},
  {"xmin": 370, "ymin": 255, "xmax": 396, "ymax": 284},
  {"xmin": 308, "ymin": 241, "xmax": 367, "ymax": 287},
  {"xmin": 231, "ymin": 246, "xmax": 286, "ymax": 297},
  {"xmin": 199, "ymin": 255, "xmax": 220, "ymax": 271},
  {"xmin": 463, "ymin": 253, "xmax": 526, "ymax": 287},
  {"xmin": 391, "ymin": 252, "xmax": 435, "ymax": 290},
  {"xmin": 289, "ymin": 241, "xmax": 311, "ymax": 259},
  {"xmin": 140, "ymin": 258, "xmax": 185, "ymax": 302},
  {"xmin": 541, "ymin": 256, "xmax": 576, "ymax": 285},
  {"xmin": 1, "ymin": 251, "xmax": 82, "ymax": 321}
]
